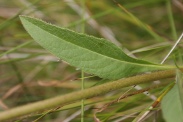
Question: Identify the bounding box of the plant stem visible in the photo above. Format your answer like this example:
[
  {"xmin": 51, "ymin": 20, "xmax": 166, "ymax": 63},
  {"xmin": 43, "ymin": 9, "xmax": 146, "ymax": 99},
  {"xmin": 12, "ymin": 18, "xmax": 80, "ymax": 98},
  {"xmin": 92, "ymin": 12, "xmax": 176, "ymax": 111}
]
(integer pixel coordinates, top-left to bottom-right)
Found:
[
  {"xmin": 81, "ymin": 0, "xmax": 85, "ymax": 121},
  {"xmin": 0, "ymin": 69, "xmax": 179, "ymax": 121},
  {"xmin": 81, "ymin": 71, "xmax": 84, "ymax": 122}
]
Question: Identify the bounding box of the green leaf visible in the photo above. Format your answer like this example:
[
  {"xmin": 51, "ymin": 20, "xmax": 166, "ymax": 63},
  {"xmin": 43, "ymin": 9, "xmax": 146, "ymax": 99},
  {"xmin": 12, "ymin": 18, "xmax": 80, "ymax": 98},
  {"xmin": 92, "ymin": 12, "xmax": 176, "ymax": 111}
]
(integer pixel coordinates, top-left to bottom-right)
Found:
[
  {"xmin": 19, "ymin": 15, "xmax": 173, "ymax": 80},
  {"xmin": 176, "ymin": 70, "xmax": 183, "ymax": 110},
  {"xmin": 162, "ymin": 84, "xmax": 183, "ymax": 122}
]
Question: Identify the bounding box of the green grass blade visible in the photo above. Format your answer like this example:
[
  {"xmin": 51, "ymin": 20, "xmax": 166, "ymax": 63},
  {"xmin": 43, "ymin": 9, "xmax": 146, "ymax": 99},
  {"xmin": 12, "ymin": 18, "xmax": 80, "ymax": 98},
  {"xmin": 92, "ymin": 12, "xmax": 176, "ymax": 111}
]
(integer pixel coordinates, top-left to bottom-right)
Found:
[
  {"xmin": 0, "ymin": 41, "xmax": 32, "ymax": 58},
  {"xmin": 19, "ymin": 16, "xmax": 173, "ymax": 80},
  {"xmin": 166, "ymin": 0, "xmax": 177, "ymax": 40},
  {"xmin": 114, "ymin": 1, "xmax": 164, "ymax": 42}
]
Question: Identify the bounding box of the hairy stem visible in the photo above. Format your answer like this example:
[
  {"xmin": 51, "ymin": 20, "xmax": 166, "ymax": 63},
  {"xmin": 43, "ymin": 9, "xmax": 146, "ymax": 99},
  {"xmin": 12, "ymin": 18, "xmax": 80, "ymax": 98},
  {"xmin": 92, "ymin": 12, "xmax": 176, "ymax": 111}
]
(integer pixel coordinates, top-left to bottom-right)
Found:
[{"xmin": 0, "ymin": 69, "xmax": 178, "ymax": 121}]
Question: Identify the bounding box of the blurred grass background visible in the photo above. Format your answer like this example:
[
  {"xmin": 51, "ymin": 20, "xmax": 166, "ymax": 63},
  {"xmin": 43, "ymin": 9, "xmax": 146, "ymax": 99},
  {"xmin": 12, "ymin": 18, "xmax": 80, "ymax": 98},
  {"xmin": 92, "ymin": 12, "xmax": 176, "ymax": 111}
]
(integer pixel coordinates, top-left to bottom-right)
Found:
[{"xmin": 0, "ymin": 0, "xmax": 183, "ymax": 121}]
